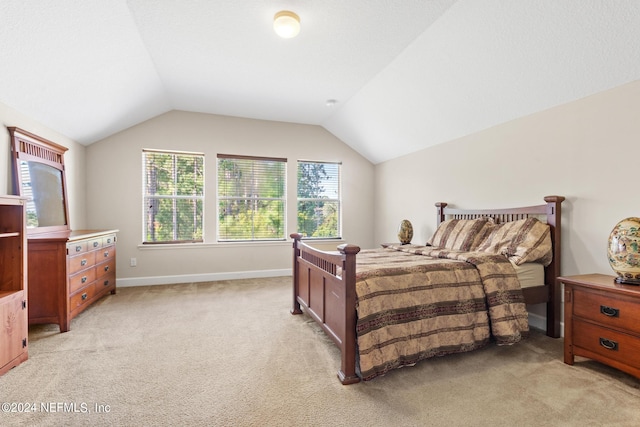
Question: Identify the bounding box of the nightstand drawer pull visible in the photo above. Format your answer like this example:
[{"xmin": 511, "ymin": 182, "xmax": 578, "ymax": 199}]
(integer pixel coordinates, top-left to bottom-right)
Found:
[
  {"xmin": 599, "ymin": 338, "xmax": 618, "ymax": 351},
  {"xmin": 600, "ymin": 305, "xmax": 619, "ymax": 317}
]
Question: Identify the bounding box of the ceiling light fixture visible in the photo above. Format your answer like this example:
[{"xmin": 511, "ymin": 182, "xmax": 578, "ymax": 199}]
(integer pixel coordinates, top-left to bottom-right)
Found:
[{"xmin": 273, "ymin": 10, "xmax": 300, "ymax": 38}]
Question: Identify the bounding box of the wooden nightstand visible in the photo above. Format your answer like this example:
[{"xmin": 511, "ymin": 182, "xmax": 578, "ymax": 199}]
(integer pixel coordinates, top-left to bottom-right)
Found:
[{"xmin": 559, "ymin": 274, "xmax": 640, "ymax": 379}]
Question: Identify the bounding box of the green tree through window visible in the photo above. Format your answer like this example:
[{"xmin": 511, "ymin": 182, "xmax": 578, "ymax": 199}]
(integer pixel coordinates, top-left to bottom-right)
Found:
[
  {"xmin": 297, "ymin": 161, "xmax": 341, "ymax": 239},
  {"xmin": 217, "ymin": 154, "xmax": 286, "ymax": 241},
  {"xmin": 143, "ymin": 149, "xmax": 204, "ymax": 243}
]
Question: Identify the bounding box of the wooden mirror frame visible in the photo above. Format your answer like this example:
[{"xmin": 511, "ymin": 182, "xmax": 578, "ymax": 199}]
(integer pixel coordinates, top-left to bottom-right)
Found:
[{"xmin": 8, "ymin": 127, "xmax": 70, "ymax": 235}]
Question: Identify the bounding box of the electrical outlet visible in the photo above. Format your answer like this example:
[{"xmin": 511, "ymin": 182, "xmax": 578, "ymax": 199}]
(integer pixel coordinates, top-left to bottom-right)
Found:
[{"xmin": 130, "ymin": 257, "xmax": 137, "ymax": 267}]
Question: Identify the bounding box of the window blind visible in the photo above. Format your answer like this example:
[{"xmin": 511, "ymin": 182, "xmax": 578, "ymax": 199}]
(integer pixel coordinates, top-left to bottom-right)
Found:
[{"xmin": 217, "ymin": 154, "xmax": 286, "ymax": 241}]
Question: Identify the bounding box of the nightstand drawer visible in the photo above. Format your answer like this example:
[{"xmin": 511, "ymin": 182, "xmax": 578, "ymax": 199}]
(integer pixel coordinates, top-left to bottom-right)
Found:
[
  {"xmin": 573, "ymin": 318, "xmax": 640, "ymax": 369},
  {"xmin": 573, "ymin": 288, "xmax": 640, "ymax": 332}
]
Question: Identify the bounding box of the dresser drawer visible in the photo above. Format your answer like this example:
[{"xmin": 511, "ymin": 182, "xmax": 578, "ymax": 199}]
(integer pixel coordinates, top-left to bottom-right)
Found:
[
  {"xmin": 96, "ymin": 259, "xmax": 115, "ymax": 279},
  {"xmin": 102, "ymin": 234, "xmax": 116, "ymax": 247},
  {"xmin": 88, "ymin": 238, "xmax": 103, "ymax": 250},
  {"xmin": 573, "ymin": 318, "xmax": 640, "ymax": 369},
  {"xmin": 69, "ymin": 284, "xmax": 96, "ymax": 311},
  {"xmin": 68, "ymin": 251, "xmax": 97, "ymax": 275},
  {"xmin": 97, "ymin": 246, "xmax": 115, "ymax": 263},
  {"xmin": 573, "ymin": 288, "xmax": 640, "ymax": 332},
  {"xmin": 96, "ymin": 272, "xmax": 116, "ymax": 293},
  {"xmin": 68, "ymin": 241, "xmax": 88, "ymax": 255},
  {"xmin": 69, "ymin": 269, "xmax": 97, "ymax": 295}
]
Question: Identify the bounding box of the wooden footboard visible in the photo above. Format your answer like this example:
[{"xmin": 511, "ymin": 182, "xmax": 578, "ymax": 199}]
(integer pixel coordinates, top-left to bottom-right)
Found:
[{"xmin": 290, "ymin": 233, "xmax": 361, "ymax": 384}]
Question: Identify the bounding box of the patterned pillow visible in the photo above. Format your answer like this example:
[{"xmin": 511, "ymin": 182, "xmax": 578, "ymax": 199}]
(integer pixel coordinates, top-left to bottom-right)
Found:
[
  {"xmin": 426, "ymin": 218, "xmax": 493, "ymax": 251},
  {"xmin": 477, "ymin": 217, "xmax": 553, "ymax": 266}
]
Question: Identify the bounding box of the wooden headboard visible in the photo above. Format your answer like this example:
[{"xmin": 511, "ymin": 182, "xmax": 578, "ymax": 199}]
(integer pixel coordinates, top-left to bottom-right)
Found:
[{"xmin": 435, "ymin": 195, "xmax": 565, "ymax": 337}]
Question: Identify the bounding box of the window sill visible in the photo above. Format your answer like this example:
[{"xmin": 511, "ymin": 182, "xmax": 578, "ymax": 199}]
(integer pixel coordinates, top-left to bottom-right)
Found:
[
  {"xmin": 137, "ymin": 238, "xmax": 345, "ymax": 250},
  {"xmin": 138, "ymin": 240, "xmax": 289, "ymax": 250}
]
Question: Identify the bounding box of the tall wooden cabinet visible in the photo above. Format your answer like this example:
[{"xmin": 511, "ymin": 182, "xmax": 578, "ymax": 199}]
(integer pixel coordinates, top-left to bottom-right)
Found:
[
  {"xmin": 28, "ymin": 229, "xmax": 118, "ymax": 332},
  {"xmin": 0, "ymin": 195, "xmax": 28, "ymax": 376}
]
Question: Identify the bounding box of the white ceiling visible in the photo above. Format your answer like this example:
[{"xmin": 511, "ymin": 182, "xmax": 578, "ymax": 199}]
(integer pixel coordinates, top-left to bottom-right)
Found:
[{"xmin": 1, "ymin": 1, "xmax": 639, "ymax": 164}]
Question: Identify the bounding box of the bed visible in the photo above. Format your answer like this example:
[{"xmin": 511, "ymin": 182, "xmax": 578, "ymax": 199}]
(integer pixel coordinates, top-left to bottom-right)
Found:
[{"xmin": 290, "ymin": 196, "xmax": 564, "ymax": 384}]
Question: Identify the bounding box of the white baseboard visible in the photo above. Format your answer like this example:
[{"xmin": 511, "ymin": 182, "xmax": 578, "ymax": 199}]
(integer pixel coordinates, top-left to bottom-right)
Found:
[
  {"xmin": 528, "ymin": 311, "xmax": 565, "ymax": 337},
  {"xmin": 116, "ymin": 269, "xmax": 292, "ymax": 287}
]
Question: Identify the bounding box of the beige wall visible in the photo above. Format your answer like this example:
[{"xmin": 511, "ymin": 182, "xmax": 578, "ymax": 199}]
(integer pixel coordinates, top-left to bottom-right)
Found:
[
  {"xmin": 374, "ymin": 79, "xmax": 640, "ymax": 285},
  {"xmin": 85, "ymin": 111, "xmax": 375, "ymax": 285},
  {"xmin": 374, "ymin": 79, "xmax": 640, "ymax": 330},
  {"xmin": 0, "ymin": 101, "xmax": 87, "ymax": 229}
]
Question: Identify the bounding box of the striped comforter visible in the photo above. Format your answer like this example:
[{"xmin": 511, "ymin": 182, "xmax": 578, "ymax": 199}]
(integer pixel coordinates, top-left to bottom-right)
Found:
[{"xmin": 355, "ymin": 244, "xmax": 529, "ymax": 380}]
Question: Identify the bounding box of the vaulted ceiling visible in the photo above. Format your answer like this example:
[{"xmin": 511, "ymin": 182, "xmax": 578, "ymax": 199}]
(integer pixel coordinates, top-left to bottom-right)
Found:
[{"xmin": 1, "ymin": 1, "xmax": 639, "ymax": 164}]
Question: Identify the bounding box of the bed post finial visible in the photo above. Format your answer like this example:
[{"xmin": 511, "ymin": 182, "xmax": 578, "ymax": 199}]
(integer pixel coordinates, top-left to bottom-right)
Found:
[{"xmin": 435, "ymin": 202, "xmax": 448, "ymax": 226}]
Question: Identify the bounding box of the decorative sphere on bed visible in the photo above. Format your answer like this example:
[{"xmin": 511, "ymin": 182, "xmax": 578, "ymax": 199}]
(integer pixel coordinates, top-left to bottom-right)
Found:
[
  {"xmin": 397, "ymin": 219, "xmax": 413, "ymax": 244},
  {"xmin": 608, "ymin": 217, "xmax": 640, "ymax": 285}
]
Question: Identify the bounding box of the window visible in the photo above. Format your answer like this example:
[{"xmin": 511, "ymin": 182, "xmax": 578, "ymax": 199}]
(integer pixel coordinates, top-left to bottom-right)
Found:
[
  {"xmin": 297, "ymin": 161, "xmax": 341, "ymax": 239},
  {"xmin": 217, "ymin": 154, "xmax": 286, "ymax": 241},
  {"xmin": 143, "ymin": 149, "xmax": 204, "ymax": 244}
]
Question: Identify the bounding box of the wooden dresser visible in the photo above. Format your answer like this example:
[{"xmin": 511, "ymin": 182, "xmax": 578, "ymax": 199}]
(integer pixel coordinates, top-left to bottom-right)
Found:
[
  {"xmin": 560, "ymin": 273, "xmax": 640, "ymax": 379},
  {"xmin": 28, "ymin": 229, "xmax": 118, "ymax": 332},
  {"xmin": 0, "ymin": 195, "xmax": 28, "ymax": 376}
]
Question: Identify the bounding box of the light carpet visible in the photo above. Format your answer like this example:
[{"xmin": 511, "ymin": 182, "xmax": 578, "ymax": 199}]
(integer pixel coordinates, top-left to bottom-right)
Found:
[{"xmin": 1, "ymin": 277, "xmax": 639, "ymax": 426}]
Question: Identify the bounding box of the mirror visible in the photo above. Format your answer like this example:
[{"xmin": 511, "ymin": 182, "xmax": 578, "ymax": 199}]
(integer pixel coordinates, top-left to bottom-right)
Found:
[
  {"xmin": 8, "ymin": 127, "xmax": 70, "ymax": 235},
  {"xmin": 19, "ymin": 160, "xmax": 67, "ymax": 227}
]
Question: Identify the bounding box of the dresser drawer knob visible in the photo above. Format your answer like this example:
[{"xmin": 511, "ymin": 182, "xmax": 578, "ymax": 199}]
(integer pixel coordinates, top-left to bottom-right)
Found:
[
  {"xmin": 81, "ymin": 293, "xmax": 88, "ymax": 301},
  {"xmin": 81, "ymin": 276, "xmax": 87, "ymax": 284},
  {"xmin": 599, "ymin": 338, "xmax": 618, "ymax": 351},
  {"xmin": 104, "ymin": 265, "xmax": 109, "ymax": 272},
  {"xmin": 600, "ymin": 305, "xmax": 619, "ymax": 317},
  {"xmin": 104, "ymin": 280, "xmax": 110, "ymax": 286},
  {"xmin": 81, "ymin": 259, "xmax": 87, "ymax": 266},
  {"xmin": 75, "ymin": 245, "xmax": 82, "ymax": 252},
  {"xmin": 93, "ymin": 241, "xmax": 99, "ymax": 248},
  {"xmin": 104, "ymin": 251, "xmax": 109, "ymax": 258}
]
